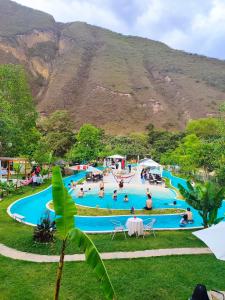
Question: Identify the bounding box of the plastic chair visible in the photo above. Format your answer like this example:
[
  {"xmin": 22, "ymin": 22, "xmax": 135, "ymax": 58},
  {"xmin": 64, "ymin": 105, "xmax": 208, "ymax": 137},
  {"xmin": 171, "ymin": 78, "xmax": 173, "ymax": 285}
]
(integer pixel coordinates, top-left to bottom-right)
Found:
[
  {"xmin": 110, "ymin": 220, "xmax": 127, "ymax": 240},
  {"xmin": 143, "ymin": 218, "xmax": 156, "ymax": 238}
]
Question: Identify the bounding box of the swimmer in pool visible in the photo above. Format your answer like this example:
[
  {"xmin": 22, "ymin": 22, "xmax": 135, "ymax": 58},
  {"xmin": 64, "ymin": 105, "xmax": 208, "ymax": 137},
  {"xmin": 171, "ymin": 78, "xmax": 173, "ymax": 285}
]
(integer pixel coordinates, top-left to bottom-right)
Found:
[
  {"xmin": 124, "ymin": 195, "xmax": 129, "ymax": 202},
  {"xmin": 98, "ymin": 187, "xmax": 104, "ymax": 198},
  {"xmin": 112, "ymin": 190, "xmax": 117, "ymax": 200}
]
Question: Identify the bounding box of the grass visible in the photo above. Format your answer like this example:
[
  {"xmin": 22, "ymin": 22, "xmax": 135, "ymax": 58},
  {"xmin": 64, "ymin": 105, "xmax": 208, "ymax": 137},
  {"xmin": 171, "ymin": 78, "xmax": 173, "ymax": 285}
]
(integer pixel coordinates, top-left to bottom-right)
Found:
[
  {"xmin": 0, "ymin": 254, "xmax": 225, "ymax": 299},
  {"xmin": 0, "ymin": 182, "xmax": 204, "ymax": 255},
  {"xmin": 164, "ymin": 177, "xmax": 183, "ymax": 199},
  {"xmin": 0, "ymin": 179, "xmax": 224, "ymax": 300},
  {"xmin": 48, "ymin": 201, "xmax": 184, "ymax": 216}
]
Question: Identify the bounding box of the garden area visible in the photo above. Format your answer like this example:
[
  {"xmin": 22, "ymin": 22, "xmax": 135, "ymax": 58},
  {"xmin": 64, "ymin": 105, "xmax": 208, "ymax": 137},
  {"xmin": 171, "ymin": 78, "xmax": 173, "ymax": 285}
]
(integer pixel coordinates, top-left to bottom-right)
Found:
[{"xmin": 0, "ymin": 64, "xmax": 225, "ymax": 299}]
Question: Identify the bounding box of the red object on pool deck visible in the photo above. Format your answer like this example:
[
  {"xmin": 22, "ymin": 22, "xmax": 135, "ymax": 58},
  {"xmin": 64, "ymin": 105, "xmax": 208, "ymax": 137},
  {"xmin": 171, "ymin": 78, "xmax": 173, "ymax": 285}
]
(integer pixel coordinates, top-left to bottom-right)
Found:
[
  {"xmin": 121, "ymin": 159, "xmax": 125, "ymax": 169},
  {"xmin": 69, "ymin": 165, "xmax": 88, "ymax": 171}
]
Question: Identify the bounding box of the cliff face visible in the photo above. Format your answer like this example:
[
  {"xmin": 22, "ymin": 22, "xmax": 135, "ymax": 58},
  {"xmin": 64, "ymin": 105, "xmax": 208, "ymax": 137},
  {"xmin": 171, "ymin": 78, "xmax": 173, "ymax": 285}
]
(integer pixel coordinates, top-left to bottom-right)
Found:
[{"xmin": 1, "ymin": 0, "xmax": 225, "ymax": 133}]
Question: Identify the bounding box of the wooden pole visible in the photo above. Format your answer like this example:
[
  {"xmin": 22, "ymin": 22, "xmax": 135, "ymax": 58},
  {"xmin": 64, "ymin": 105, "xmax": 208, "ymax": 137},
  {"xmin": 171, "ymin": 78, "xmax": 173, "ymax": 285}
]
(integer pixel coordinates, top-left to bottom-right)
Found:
[
  {"xmin": 25, "ymin": 160, "xmax": 27, "ymax": 177},
  {"xmin": 7, "ymin": 160, "xmax": 10, "ymax": 180}
]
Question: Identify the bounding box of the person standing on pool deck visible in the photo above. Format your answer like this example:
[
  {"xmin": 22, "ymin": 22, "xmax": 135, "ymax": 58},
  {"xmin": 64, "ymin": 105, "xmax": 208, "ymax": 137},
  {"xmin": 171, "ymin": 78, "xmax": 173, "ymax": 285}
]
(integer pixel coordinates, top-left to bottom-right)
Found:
[
  {"xmin": 99, "ymin": 181, "xmax": 104, "ymax": 190},
  {"xmin": 128, "ymin": 164, "xmax": 132, "ymax": 173},
  {"xmin": 112, "ymin": 190, "xmax": 117, "ymax": 200}
]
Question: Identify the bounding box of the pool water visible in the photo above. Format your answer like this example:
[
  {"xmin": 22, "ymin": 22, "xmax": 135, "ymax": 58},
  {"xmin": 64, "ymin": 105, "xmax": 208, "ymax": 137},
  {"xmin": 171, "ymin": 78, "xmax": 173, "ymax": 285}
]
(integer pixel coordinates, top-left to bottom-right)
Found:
[
  {"xmin": 8, "ymin": 170, "xmax": 225, "ymax": 232},
  {"xmin": 73, "ymin": 190, "xmax": 186, "ymax": 210}
]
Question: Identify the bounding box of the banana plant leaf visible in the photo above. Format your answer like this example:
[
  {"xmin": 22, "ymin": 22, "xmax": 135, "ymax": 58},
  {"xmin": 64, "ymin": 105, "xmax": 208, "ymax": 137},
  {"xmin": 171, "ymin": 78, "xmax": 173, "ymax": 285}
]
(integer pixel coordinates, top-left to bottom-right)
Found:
[
  {"xmin": 69, "ymin": 228, "xmax": 116, "ymax": 300},
  {"xmin": 52, "ymin": 166, "xmax": 116, "ymax": 299},
  {"xmin": 52, "ymin": 166, "xmax": 77, "ymax": 239}
]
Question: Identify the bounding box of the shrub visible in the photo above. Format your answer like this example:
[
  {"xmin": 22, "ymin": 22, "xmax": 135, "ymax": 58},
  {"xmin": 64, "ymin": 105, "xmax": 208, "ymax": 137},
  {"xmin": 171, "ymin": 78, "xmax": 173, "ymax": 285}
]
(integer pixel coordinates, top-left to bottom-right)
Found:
[{"xmin": 33, "ymin": 212, "xmax": 56, "ymax": 243}]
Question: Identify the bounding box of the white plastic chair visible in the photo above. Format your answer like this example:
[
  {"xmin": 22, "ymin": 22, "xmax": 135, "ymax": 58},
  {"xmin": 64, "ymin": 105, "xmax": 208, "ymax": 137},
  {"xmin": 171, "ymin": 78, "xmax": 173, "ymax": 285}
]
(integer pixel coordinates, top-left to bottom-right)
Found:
[
  {"xmin": 110, "ymin": 220, "xmax": 127, "ymax": 240},
  {"xmin": 143, "ymin": 218, "xmax": 156, "ymax": 238}
]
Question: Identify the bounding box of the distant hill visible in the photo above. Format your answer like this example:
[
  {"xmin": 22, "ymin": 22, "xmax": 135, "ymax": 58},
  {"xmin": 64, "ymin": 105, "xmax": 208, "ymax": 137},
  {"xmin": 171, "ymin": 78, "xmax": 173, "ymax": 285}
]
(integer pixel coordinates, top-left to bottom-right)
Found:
[{"xmin": 0, "ymin": 0, "xmax": 225, "ymax": 133}]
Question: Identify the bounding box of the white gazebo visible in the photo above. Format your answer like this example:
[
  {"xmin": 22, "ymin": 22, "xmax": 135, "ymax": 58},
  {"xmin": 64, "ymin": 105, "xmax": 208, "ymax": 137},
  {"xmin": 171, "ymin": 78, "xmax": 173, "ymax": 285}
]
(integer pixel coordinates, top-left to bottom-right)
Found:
[
  {"xmin": 139, "ymin": 158, "xmax": 163, "ymax": 176},
  {"xmin": 104, "ymin": 154, "xmax": 126, "ymax": 169}
]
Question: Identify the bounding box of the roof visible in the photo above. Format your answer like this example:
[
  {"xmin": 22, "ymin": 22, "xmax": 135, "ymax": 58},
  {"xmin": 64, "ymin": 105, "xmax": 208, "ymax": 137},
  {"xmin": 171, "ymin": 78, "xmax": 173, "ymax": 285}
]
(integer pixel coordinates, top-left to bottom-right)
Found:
[
  {"xmin": 139, "ymin": 158, "xmax": 161, "ymax": 167},
  {"xmin": 107, "ymin": 154, "xmax": 125, "ymax": 159},
  {"xmin": 0, "ymin": 157, "xmax": 28, "ymax": 161}
]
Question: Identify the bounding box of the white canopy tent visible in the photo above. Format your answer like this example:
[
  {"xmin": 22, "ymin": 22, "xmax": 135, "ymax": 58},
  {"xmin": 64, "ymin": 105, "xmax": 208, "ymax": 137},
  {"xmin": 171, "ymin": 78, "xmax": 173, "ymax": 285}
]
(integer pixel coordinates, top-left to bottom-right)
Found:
[
  {"xmin": 139, "ymin": 158, "xmax": 163, "ymax": 176},
  {"xmin": 193, "ymin": 222, "xmax": 225, "ymax": 261},
  {"xmin": 104, "ymin": 154, "xmax": 126, "ymax": 169},
  {"xmin": 107, "ymin": 155, "xmax": 125, "ymax": 160},
  {"xmin": 86, "ymin": 166, "xmax": 102, "ymax": 174}
]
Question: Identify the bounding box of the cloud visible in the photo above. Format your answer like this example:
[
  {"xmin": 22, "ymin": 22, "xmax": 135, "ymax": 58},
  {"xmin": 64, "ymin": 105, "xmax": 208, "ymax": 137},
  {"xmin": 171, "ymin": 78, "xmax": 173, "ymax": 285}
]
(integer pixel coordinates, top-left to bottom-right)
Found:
[{"xmin": 14, "ymin": 0, "xmax": 225, "ymax": 60}]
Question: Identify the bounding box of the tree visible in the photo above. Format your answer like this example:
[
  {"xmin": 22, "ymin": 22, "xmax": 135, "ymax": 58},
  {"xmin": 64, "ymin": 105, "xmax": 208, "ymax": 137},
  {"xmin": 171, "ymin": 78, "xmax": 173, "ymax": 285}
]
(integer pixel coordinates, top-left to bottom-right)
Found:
[
  {"xmin": 178, "ymin": 181, "xmax": 225, "ymax": 227},
  {"xmin": 161, "ymin": 134, "xmax": 201, "ymax": 174},
  {"xmin": 103, "ymin": 133, "xmax": 150, "ymax": 157},
  {"xmin": 52, "ymin": 167, "xmax": 116, "ymax": 300},
  {"xmin": 68, "ymin": 124, "xmax": 103, "ymax": 162},
  {"xmin": 38, "ymin": 110, "xmax": 75, "ymax": 157},
  {"xmin": 146, "ymin": 124, "xmax": 184, "ymax": 161},
  {"xmin": 0, "ymin": 65, "xmax": 38, "ymax": 156},
  {"xmin": 186, "ymin": 118, "xmax": 221, "ymax": 139}
]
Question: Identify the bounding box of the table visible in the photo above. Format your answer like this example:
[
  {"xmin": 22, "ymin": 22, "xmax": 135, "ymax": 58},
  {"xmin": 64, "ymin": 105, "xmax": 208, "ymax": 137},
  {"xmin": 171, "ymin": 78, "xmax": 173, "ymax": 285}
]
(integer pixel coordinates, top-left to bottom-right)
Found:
[{"xmin": 126, "ymin": 217, "xmax": 144, "ymax": 236}]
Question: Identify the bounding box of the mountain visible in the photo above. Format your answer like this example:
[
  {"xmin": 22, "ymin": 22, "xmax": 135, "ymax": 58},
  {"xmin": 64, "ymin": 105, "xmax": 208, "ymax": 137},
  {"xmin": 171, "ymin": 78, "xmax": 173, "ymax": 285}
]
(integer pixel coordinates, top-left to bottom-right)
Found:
[{"xmin": 1, "ymin": 0, "xmax": 225, "ymax": 133}]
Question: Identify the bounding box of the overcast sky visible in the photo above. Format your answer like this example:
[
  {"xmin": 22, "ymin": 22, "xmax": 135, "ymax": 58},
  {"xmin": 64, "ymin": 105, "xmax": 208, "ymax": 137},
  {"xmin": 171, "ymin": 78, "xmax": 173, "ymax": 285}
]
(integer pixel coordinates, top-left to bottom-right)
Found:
[{"xmin": 15, "ymin": 0, "xmax": 225, "ymax": 60}]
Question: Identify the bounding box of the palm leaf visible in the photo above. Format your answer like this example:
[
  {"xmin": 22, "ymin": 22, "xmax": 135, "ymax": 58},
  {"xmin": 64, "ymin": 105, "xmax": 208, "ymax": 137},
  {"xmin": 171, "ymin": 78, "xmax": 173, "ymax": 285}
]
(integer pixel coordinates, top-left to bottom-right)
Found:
[
  {"xmin": 52, "ymin": 166, "xmax": 77, "ymax": 239},
  {"xmin": 69, "ymin": 228, "xmax": 116, "ymax": 300}
]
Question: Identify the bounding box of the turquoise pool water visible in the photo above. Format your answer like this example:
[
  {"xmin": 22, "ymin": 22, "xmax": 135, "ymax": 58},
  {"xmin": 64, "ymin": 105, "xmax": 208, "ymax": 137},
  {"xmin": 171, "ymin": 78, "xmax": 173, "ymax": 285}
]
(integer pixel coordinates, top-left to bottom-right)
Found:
[
  {"xmin": 8, "ymin": 170, "xmax": 225, "ymax": 232},
  {"xmin": 73, "ymin": 189, "xmax": 187, "ymax": 210}
]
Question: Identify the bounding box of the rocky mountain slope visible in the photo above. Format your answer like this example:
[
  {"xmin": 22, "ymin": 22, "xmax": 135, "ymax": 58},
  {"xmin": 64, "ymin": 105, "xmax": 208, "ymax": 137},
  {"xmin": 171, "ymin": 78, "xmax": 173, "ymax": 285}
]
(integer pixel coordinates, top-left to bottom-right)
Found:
[{"xmin": 1, "ymin": 0, "xmax": 225, "ymax": 133}]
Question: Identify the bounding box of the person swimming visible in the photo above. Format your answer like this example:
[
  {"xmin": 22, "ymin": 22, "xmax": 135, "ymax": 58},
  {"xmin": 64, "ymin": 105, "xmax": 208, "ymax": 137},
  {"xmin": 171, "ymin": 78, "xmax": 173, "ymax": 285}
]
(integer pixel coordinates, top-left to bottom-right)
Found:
[
  {"xmin": 112, "ymin": 190, "xmax": 117, "ymax": 200},
  {"xmin": 144, "ymin": 194, "xmax": 153, "ymax": 210},
  {"xmin": 77, "ymin": 188, "xmax": 84, "ymax": 198},
  {"xmin": 98, "ymin": 187, "xmax": 104, "ymax": 198},
  {"xmin": 180, "ymin": 214, "xmax": 188, "ymax": 227},
  {"xmin": 146, "ymin": 188, "xmax": 151, "ymax": 197},
  {"xmin": 124, "ymin": 195, "xmax": 129, "ymax": 202}
]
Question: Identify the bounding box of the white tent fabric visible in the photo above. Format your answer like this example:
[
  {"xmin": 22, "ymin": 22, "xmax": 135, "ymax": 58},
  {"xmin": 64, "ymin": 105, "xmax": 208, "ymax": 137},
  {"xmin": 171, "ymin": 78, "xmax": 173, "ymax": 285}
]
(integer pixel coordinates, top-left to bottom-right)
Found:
[
  {"xmin": 139, "ymin": 159, "xmax": 160, "ymax": 167},
  {"xmin": 86, "ymin": 166, "xmax": 102, "ymax": 173},
  {"xmin": 193, "ymin": 222, "xmax": 225, "ymax": 261},
  {"xmin": 107, "ymin": 154, "xmax": 125, "ymax": 159},
  {"xmin": 139, "ymin": 159, "xmax": 163, "ymax": 175}
]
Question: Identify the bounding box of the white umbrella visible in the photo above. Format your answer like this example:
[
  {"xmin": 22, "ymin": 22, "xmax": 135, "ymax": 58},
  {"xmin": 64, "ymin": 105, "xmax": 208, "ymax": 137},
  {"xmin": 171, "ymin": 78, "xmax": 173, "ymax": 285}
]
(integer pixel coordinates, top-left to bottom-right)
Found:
[{"xmin": 193, "ymin": 222, "xmax": 225, "ymax": 260}]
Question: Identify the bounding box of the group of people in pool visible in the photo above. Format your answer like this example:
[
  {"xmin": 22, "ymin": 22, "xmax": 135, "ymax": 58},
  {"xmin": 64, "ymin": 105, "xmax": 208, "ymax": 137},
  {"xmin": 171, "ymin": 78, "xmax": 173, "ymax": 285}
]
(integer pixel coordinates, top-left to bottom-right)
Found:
[{"xmin": 72, "ymin": 180, "xmax": 194, "ymax": 225}]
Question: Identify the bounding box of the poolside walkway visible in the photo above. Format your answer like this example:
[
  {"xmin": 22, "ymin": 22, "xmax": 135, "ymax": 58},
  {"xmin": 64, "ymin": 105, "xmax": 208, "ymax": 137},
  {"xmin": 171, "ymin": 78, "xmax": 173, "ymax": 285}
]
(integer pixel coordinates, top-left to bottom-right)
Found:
[{"xmin": 0, "ymin": 243, "xmax": 211, "ymax": 263}]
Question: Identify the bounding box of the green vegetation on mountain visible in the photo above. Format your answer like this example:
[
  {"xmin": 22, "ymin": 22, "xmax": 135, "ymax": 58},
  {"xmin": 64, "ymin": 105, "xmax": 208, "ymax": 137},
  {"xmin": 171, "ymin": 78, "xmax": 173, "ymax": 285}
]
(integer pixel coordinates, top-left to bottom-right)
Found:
[
  {"xmin": 0, "ymin": 1, "xmax": 225, "ymax": 132},
  {"xmin": 0, "ymin": 0, "xmax": 55, "ymax": 36}
]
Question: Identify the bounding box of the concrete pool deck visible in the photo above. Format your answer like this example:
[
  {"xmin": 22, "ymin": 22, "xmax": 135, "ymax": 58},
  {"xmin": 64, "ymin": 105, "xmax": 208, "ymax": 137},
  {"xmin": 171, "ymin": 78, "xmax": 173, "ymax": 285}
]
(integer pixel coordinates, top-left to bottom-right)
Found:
[{"xmin": 0, "ymin": 243, "xmax": 211, "ymax": 263}]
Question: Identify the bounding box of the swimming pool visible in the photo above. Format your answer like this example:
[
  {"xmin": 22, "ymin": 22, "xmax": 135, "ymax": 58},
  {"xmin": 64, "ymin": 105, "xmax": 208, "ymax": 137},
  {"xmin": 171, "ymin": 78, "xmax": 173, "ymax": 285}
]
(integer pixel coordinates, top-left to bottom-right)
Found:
[
  {"xmin": 73, "ymin": 188, "xmax": 186, "ymax": 210},
  {"xmin": 8, "ymin": 170, "xmax": 225, "ymax": 232}
]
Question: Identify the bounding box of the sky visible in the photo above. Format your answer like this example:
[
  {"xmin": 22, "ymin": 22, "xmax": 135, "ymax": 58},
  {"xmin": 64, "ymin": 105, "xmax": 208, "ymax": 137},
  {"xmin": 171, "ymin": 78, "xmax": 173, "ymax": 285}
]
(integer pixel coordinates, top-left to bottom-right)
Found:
[{"xmin": 14, "ymin": 0, "xmax": 225, "ymax": 60}]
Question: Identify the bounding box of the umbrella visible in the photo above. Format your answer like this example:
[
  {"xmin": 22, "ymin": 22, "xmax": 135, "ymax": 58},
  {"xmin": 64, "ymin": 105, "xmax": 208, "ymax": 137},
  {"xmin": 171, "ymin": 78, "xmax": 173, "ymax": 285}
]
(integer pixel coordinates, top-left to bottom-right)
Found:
[{"xmin": 193, "ymin": 222, "xmax": 225, "ymax": 260}]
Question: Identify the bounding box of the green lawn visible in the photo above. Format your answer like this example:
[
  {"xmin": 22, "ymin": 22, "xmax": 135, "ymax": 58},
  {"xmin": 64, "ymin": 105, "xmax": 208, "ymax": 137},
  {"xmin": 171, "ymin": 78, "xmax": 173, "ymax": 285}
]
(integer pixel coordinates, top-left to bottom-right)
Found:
[
  {"xmin": 0, "ymin": 254, "xmax": 225, "ymax": 300},
  {"xmin": 0, "ymin": 183, "xmax": 204, "ymax": 255},
  {"xmin": 0, "ymin": 181, "xmax": 224, "ymax": 300}
]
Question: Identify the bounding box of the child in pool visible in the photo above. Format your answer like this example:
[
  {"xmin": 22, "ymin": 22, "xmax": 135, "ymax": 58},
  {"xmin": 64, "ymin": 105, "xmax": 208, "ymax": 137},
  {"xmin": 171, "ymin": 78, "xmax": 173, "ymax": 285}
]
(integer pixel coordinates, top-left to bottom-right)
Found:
[{"xmin": 124, "ymin": 195, "xmax": 129, "ymax": 202}]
